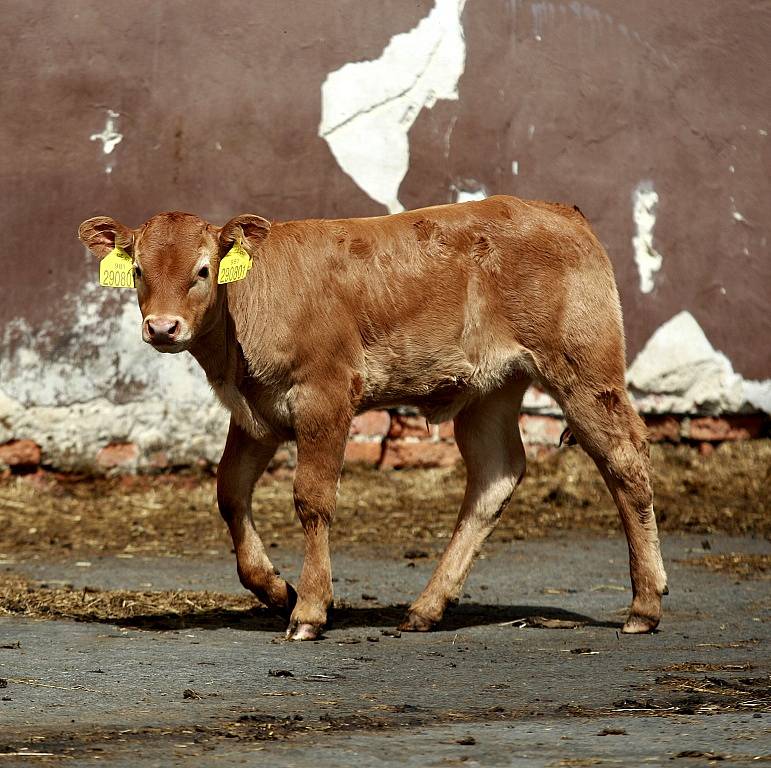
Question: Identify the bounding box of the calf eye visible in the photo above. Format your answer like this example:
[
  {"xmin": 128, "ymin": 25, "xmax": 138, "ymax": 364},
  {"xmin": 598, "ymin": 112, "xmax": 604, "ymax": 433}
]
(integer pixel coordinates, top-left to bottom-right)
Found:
[
  {"xmin": 134, "ymin": 266, "xmax": 142, "ymax": 279},
  {"xmin": 198, "ymin": 266, "xmax": 210, "ymax": 279}
]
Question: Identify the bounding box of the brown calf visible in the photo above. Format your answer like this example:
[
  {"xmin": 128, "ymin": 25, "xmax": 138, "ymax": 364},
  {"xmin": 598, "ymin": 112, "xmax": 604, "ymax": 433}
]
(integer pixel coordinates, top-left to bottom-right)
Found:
[{"xmin": 78, "ymin": 195, "xmax": 667, "ymax": 640}]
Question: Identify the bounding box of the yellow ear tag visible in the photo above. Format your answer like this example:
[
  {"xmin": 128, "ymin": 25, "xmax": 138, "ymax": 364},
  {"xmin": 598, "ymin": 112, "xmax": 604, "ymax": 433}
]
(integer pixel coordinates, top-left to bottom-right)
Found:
[
  {"xmin": 217, "ymin": 242, "xmax": 252, "ymax": 285},
  {"xmin": 99, "ymin": 246, "xmax": 135, "ymax": 289}
]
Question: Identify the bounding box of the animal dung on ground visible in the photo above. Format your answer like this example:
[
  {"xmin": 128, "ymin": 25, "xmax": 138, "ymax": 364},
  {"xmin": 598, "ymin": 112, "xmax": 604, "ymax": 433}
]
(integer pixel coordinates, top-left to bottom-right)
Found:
[{"xmin": 268, "ymin": 669, "xmax": 294, "ymax": 678}]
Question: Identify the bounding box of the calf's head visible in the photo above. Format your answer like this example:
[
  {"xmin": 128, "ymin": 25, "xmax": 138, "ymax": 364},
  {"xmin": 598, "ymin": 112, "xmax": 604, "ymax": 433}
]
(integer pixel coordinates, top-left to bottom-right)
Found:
[{"xmin": 78, "ymin": 211, "xmax": 270, "ymax": 352}]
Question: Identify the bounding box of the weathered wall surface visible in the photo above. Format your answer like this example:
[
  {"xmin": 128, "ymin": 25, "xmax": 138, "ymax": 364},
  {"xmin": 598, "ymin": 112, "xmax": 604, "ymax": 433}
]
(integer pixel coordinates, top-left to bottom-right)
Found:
[{"xmin": 0, "ymin": 0, "xmax": 769, "ymax": 471}]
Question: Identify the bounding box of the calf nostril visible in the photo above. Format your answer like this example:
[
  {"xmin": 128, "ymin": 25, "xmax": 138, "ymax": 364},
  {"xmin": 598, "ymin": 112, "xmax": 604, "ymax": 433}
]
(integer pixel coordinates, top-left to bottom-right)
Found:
[{"xmin": 146, "ymin": 317, "xmax": 182, "ymax": 343}]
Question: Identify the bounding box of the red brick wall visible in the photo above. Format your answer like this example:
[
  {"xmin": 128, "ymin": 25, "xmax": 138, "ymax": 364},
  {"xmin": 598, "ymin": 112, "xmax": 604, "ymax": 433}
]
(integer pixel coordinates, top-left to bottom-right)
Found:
[{"xmin": 1, "ymin": 410, "xmax": 767, "ymax": 475}]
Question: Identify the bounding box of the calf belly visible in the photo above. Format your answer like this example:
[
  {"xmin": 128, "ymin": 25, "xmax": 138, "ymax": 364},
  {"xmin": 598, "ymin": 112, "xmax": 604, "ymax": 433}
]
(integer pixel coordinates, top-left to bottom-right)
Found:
[{"xmin": 359, "ymin": 341, "xmax": 531, "ymax": 423}]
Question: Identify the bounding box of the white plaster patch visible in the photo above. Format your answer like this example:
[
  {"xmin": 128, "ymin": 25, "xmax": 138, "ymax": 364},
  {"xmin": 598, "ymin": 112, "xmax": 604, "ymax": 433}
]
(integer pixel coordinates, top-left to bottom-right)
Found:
[
  {"xmin": 631, "ymin": 181, "xmax": 663, "ymax": 294},
  {"xmin": 511, "ymin": 160, "xmax": 519, "ymax": 176},
  {"xmin": 454, "ymin": 185, "xmax": 487, "ymax": 203},
  {"xmin": 0, "ymin": 273, "xmax": 228, "ymax": 470},
  {"xmin": 521, "ymin": 387, "xmax": 561, "ymax": 416},
  {"xmin": 627, "ymin": 311, "xmax": 771, "ymax": 415},
  {"xmin": 90, "ymin": 109, "xmax": 123, "ymax": 154},
  {"xmin": 742, "ymin": 380, "xmax": 771, "ymax": 415},
  {"xmin": 319, "ymin": 0, "xmax": 467, "ymax": 213},
  {"xmin": 90, "ymin": 109, "xmax": 123, "ymax": 176}
]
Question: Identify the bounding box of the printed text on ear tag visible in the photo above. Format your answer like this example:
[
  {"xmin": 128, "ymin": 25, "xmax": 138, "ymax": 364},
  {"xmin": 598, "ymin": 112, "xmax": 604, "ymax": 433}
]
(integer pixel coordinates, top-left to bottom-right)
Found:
[
  {"xmin": 218, "ymin": 242, "xmax": 253, "ymax": 284},
  {"xmin": 99, "ymin": 246, "xmax": 135, "ymax": 289}
]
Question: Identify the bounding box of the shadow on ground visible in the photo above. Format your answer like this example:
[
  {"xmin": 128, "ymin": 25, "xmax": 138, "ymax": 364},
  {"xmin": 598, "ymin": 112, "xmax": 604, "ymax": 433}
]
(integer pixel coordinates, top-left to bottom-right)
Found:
[{"xmin": 106, "ymin": 602, "xmax": 619, "ymax": 633}]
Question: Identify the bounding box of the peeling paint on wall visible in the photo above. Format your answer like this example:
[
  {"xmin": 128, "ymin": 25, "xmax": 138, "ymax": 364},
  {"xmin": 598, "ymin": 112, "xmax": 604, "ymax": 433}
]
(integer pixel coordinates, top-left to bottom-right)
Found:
[
  {"xmin": 0, "ymin": 273, "xmax": 227, "ymax": 470},
  {"xmin": 89, "ymin": 109, "xmax": 123, "ymax": 175},
  {"xmin": 2, "ymin": 301, "xmax": 768, "ymax": 472},
  {"xmin": 631, "ymin": 181, "xmax": 663, "ymax": 294},
  {"xmin": 319, "ymin": 0, "xmax": 467, "ymax": 213},
  {"xmin": 627, "ymin": 311, "xmax": 771, "ymax": 415},
  {"xmin": 729, "ymin": 195, "xmax": 748, "ymax": 224},
  {"xmin": 1, "ymin": 0, "xmax": 768, "ymax": 472},
  {"xmin": 453, "ymin": 183, "xmax": 487, "ymax": 203},
  {"xmin": 90, "ymin": 110, "xmax": 123, "ymax": 155}
]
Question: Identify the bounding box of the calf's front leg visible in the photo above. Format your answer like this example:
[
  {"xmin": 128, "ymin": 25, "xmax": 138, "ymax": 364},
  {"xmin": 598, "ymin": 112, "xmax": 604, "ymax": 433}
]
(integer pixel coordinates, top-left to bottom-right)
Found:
[
  {"xmin": 286, "ymin": 391, "xmax": 350, "ymax": 641},
  {"xmin": 217, "ymin": 418, "xmax": 296, "ymax": 616}
]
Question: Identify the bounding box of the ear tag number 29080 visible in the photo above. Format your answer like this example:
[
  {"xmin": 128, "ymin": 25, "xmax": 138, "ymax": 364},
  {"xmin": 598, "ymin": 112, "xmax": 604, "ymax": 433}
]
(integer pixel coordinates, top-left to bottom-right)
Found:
[
  {"xmin": 218, "ymin": 242, "xmax": 252, "ymax": 285},
  {"xmin": 100, "ymin": 246, "xmax": 135, "ymax": 289}
]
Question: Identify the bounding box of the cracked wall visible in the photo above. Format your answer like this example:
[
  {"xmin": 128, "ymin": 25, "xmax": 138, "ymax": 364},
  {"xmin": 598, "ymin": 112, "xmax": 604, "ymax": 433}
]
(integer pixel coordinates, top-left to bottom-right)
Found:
[
  {"xmin": 319, "ymin": 0, "xmax": 467, "ymax": 213},
  {"xmin": 0, "ymin": 0, "xmax": 768, "ymax": 471}
]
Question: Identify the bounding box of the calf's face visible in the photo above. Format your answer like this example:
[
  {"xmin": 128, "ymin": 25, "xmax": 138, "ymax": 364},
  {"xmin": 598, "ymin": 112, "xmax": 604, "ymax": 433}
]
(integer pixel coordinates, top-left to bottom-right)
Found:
[{"xmin": 78, "ymin": 211, "xmax": 270, "ymax": 353}]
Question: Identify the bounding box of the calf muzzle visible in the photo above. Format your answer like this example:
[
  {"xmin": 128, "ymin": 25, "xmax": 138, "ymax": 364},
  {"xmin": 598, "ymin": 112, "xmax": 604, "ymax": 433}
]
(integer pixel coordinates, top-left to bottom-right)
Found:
[{"xmin": 143, "ymin": 315, "xmax": 188, "ymax": 349}]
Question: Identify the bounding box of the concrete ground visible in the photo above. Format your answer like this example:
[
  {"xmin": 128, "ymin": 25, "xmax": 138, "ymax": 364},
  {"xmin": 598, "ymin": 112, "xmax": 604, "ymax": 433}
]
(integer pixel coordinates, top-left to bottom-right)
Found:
[{"xmin": 1, "ymin": 534, "xmax": 769, "ymax": 766}]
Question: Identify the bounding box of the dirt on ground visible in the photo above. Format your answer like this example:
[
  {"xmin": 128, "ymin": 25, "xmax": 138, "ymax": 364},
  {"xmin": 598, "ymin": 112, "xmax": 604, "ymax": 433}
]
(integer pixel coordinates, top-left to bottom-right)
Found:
[
  {"xmin": 1, "ymin": 441, "xmax": 768, "ymax": 766},
  {"xmin": 1, "ymin": 533, "xmax": 769, "ymax": 766},
  {"xmin": 0, "ymin": 441, "xmax": 768, "ymax": 561}
]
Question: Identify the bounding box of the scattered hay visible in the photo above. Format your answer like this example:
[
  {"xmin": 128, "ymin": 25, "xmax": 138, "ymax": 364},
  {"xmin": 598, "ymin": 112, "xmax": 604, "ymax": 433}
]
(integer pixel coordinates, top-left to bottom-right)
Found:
[
  {"xmin": 659, "ymin": 663, "xmax": 753, "ymax": 673},
  {"xmin": 675, "ymin": 553, "xmax": 770, "ymax": 580},
  {"xmin": 0, "ymin": 442, "xmax": 768, "ymax": 560},
  {"xmin": 653, "ymin": 674, "xmax": 771, "ymax": 712},
  {"xmin": 0, "ymin": 574, "xmax": 261, "ymax": 628}
]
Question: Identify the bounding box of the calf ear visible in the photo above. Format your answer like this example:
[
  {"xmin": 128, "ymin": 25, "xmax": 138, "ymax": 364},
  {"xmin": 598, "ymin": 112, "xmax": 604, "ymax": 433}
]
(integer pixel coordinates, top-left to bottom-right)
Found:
[
  {"xmin": 220, "ymin": 214, "xmax": 271, "ymax": 249},
  {"xmin": 78, "ymin": 216, "xmax": 134, "ymax": 258}
]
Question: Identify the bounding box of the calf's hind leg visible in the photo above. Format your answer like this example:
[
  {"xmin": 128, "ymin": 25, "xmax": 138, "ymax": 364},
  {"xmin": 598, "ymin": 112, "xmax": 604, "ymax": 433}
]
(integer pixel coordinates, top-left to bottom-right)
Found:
[
  {"xmin": 400, "ymin": 379, "xmax": 529, "ymax": 632},
  {"xmin": 217, "ymin": 418, "xmax": 296, "ymax": 616},
  {"xmin": 554, "ymin": 383, "xmax": 667, "ymax": 633}
]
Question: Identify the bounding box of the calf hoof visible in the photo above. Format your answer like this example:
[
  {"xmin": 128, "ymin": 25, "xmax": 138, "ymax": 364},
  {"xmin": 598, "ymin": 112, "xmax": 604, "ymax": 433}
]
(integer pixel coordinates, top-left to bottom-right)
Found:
[
  {"xmin": 240, "ymin": 570, "xmax": 297, "ymax": 619},
  {"xmin": 286, "ymin": 621, "xmax": 323, "ymax": 641},
  {"xmin": 622, "ymin": 596, "xmax": 662, "ymax": 634},
  {"xmin": 622, "ymin": 613, "xmax": 660, "ymax": 634},
  {"xmin": 398, "ymin": 611, "xmax": 436, "ymax": 632},
  {"xmin": 253, "ymin": 582, "xmax": 297, "ymax": 621}
]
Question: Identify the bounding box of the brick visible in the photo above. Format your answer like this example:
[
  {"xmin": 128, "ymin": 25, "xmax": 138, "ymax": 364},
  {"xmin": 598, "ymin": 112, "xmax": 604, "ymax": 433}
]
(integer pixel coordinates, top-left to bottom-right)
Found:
[
  {"xmin": 519, "ymin": 414, "xmax": 564, "ymax": 446},
  {"xmin": 147, "ymin": 451, "xmax": 170, "ymax": 470},
  {"xmin": 270, "ymin": 445, "xmax": 297, "ymax": 469},
  {"xmin": 350, "ymin": 411, "xmax": 391, "ymax": 438},
  {"xmin": 380, "ymin": 439, "xmax": 460, "ymax": 469},
  {"xmin": 522, "ymin": 386, "xmax": 560, "ymax": 413},
  {"xmin": 388, "ymin": 414, "xmax": 432, "ymax": 439},
  {"xmin": 645, "ymin": 415, "xmax": 681, "ymax": 442},
  {"xmin": 267, "ymin": 464, "xmax": 294, "ymax": 481},
  {"xmin": 0, "ymin": 439, "xmax": 41, "ymax": 470},
  {"xmin": 344, "ymin": 440, "xmax": 382, "ymax": 466},
  {"xmin": 524, "ymin": 443, "xmax": 559, "ymax": 461},
  {"xmin": 194, "ymin": 457, "xmax": 215, "ymax": 473},
  {"xmin": 96, "ymin": 442, "xmax": 139, "ymax": 470},
  {"xmin": 687, "ymin": 415, "xmax": 766, "ymax": 442},
  {"xmin": 437, "ymin": 421, "xmax": 455, "ymax": 440}
]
